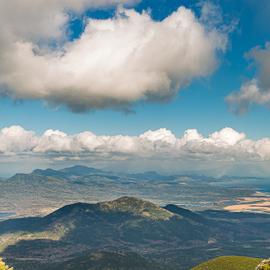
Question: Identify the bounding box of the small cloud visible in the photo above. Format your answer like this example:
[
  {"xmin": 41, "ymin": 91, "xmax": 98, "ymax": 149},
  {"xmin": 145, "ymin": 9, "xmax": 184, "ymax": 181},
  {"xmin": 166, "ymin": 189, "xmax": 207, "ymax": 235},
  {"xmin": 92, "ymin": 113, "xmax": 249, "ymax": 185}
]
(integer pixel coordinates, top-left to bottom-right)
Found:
[{"xmin": 227, "ymin": 44, "xmax": 270, "ymax": 113}]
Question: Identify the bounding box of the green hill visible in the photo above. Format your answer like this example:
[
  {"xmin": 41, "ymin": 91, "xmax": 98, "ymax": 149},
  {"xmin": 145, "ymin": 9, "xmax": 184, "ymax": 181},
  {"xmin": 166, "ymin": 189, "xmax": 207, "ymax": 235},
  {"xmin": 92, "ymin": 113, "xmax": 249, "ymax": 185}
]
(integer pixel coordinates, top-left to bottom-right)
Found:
[
  {"xmin": 192, "ymin": 256, "xmax": 262, "ymax": 270},
  {"xmin": 99, "ymin": 196, "xmax": 175, "ymax": 220}
]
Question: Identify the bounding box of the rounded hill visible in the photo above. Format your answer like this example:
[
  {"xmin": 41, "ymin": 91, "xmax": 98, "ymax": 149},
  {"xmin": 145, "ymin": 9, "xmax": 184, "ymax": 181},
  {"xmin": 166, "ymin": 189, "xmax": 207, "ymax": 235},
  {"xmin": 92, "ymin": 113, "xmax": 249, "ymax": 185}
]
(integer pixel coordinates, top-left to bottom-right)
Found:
[{"xmin": 192, "ymin": 256, "xmax": 262, "ymax": 270}]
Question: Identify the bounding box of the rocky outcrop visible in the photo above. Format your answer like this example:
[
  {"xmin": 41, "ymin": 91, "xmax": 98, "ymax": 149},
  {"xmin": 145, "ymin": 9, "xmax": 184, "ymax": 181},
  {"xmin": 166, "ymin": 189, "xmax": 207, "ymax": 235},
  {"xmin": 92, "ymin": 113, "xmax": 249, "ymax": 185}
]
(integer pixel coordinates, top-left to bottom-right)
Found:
[{"xmin": 256, "ymin": 259, "xmax": 270, "ymax": 270}]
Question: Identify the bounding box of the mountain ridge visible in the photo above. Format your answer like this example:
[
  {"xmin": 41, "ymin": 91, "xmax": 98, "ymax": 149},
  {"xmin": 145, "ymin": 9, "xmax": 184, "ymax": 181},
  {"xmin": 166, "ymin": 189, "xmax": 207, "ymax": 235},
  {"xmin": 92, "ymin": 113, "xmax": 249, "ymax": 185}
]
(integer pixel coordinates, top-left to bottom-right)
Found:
[
  {"xmin": 2, "ymin": 196, "xmax": 270, "ymax": 269},
  {"xmin": 99, "ymin": 196, "xmax": 175, "ymax": 220}
]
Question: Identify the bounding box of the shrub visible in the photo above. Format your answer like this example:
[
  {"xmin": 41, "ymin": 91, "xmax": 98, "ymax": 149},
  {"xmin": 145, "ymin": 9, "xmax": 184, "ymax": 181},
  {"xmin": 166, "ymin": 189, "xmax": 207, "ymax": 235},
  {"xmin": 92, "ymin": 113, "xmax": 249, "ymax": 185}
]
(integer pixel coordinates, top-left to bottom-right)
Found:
[{"xmin": 0, "ymin": 258, "xmax": 13, "ymax": 270}]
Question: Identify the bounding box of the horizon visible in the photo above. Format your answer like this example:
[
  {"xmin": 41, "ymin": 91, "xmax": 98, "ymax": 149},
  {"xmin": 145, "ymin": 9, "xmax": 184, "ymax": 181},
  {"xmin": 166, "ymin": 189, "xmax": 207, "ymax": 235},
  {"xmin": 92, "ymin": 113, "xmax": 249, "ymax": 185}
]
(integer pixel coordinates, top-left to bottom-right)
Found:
[{"xmin": 2, "ymin": 164, "xmax": 270, "ymax": 179}]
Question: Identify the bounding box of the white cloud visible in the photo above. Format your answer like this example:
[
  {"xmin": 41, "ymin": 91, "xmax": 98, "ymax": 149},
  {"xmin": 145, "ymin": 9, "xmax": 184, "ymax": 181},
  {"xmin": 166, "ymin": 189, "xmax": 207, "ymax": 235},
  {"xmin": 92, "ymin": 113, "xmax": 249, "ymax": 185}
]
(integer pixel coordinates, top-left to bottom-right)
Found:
[
  {"xmin": 227, "ymin": 43, "xmax": 270, "ymax": 113},
  {"xmin": 0, "ymin": 2, "xmax": 227, "ymax": 111},
  {"xmin": 1, "ymin": 125, "xmax": 270, "ymax": 176},
  {"xmin": 0, "ymin": 0, "xmax": 139, "ymax": 41},
  {"xmin": 140, "ymin": 129, "xmax": 177, "ymax": 144},
  {"xmin": 0, "ymin": 126, "xmax": 36, "ymax": 154},
  {"xmin": 209, "ymin": 127, "xmax": 246, "ymax": 146}
]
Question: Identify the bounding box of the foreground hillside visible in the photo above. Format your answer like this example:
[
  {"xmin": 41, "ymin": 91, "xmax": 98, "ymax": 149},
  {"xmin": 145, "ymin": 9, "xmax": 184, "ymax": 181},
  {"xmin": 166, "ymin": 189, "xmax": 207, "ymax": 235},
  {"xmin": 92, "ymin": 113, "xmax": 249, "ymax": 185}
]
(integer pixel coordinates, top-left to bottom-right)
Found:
[
  {"xmin": 1, "ymin": 197, "xmax": 270, "ymax": 269},
  {"xmin": 192, "ymin": 256, "xmax": 262, "ymax": 270}
]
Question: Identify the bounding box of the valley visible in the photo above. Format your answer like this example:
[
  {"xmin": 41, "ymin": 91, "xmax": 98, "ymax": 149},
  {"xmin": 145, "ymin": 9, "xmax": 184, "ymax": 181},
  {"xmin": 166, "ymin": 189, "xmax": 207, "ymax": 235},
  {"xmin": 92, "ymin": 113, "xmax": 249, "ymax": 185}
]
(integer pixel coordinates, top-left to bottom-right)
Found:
[{"xmin": 0, "ymin": 166, "xmax": 265, "ymax": 218}]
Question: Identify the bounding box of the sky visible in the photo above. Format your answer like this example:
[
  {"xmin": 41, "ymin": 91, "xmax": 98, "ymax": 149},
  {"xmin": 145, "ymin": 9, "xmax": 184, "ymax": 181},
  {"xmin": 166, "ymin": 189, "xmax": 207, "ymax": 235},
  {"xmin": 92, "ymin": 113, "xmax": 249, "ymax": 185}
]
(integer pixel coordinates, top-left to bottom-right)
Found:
[{"xmin": 0, "ymin": 0, "xmax": 270, "ymax": 176}]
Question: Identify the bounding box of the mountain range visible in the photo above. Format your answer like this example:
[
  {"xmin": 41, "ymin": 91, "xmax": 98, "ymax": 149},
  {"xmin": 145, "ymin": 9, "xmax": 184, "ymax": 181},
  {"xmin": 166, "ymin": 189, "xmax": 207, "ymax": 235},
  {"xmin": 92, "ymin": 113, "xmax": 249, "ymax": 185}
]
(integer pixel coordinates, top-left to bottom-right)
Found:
[
  {"xmin": 0, "ymin": 165, "xmax": 259, "ymax": 218},
  {"xmin": 1, "ymin": 196, "xmax": 270, "ymax": 270}
]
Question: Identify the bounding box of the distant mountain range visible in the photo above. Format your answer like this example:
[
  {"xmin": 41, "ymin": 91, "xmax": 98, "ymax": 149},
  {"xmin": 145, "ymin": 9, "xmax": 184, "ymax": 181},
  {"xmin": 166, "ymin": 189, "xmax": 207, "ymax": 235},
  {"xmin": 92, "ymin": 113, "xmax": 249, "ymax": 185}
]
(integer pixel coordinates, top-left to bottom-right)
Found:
[
  {"xmin": 6, "ymin": 165, "xmax": 265, "ymax": 184},
  {"xmin": 1, "ymin": 196, "xmax": 270, "ymax": 270},
  {"xmin": 0, "ymin": 165, "xmax": 260, "ymax": 218}
]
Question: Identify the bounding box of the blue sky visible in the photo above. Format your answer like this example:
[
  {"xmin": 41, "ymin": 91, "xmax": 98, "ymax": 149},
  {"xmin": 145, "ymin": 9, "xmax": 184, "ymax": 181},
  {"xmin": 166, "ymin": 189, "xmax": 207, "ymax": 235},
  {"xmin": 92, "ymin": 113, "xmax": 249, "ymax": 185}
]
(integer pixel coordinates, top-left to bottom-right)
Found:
[
  {"xmin": 0, "ymin": 0, "xmax": 270, "ymax": 176},
  {"xmin": 0, "ymin": 0, "xmax": 269, "ymax": 138}
]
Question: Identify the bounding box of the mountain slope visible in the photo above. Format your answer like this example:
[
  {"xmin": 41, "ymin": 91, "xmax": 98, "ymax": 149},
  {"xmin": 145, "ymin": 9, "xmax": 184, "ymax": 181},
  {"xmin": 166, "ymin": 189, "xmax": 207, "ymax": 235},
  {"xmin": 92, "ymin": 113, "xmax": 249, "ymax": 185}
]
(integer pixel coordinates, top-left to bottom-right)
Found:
[
  {"xmin": 100, "ymin": 196, "xmax": 174, "ymax": 220},
  {"xmin": 192, "ymin": 256, "xmax": 262, "ymax": 270},
  {"xmin": 38, "ymin": 251, "xmax": 170, "ymax": 270},
  {"xmin": 33, "ymin": 166, "xmax": 104, "ymax": 180},
  {"xmin": 164, "ymin": 204, "xmax": 206, "ymax": 223},
  {"xmin": 2, "ymin": 197, "xmax": 270, "ymax": 270},
  {"xmin": 0, "ymin": 197, "xmax": 214, "ymax": 269}
]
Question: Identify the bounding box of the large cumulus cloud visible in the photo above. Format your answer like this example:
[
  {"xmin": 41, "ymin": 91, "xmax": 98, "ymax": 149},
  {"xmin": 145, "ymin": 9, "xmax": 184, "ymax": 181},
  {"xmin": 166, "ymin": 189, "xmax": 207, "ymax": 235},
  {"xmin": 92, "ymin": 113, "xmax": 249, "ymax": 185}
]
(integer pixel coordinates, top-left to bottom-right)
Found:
[
  {"xmin": 0, "ymin": 0, "xmax": 139, "ymax": 41},
  {"xmin": 1, "ymin": 125, "xmax": 270, "ymax": 176},
  {"xmin": 0, "ymin": 1, "xmax": 226, "ymax": 111}
]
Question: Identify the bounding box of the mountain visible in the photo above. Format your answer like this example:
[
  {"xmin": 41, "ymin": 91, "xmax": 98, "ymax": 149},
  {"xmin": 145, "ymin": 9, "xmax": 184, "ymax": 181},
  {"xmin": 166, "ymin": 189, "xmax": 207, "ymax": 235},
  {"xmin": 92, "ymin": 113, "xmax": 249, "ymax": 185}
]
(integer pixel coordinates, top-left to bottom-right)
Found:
[
  {"xmin": 127, "ymin": 171, "xmax": 176, "ymax": 181},
  {"xmin": 0, "ymin": 173, "xmax": 75, "ymax": 217},
  {"xmin": 99, "ymin": 196, "xmax": 174, "ymax": 220},
  {"xmin": 32, "ymin": 169, "xmax": 69, "ymax": 180},
  {"xmin": 164, "ymin": 204, "xmax": 206, "ymax": 223},
  {"xmin": 59, "ymin": 165, "xmax": 103, "ymax": 176},
  {"xmin": 0, "ymin": 197, "xmax": 213, "ymax": 269},
  {"xmin": 7, "ymin": 173, "xmax": 61, "ymax": 185},
  {"xmin": 192, "ymin": 256, "xmax": 262, "ymax": 270},
  {"xmin": 1, "ymin": 197, "xmax": 270, "ymax": 269},
  {"xmin": 0, "ymin": 165, "xmax": 258, "ymax": 219},
  {"xmin": 33, "ymin": 165, "xmax": 105, "ymax": 180},
  {"xmin": 38, "ymin": 251, "xmax": 169, "ymax": 270}
]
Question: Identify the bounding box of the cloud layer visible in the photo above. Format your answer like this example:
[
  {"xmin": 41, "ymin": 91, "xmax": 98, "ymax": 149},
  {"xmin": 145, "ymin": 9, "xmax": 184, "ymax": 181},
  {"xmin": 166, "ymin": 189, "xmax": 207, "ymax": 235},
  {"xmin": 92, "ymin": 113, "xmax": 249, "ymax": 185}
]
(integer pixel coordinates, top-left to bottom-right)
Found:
[
  {"xmin": 1, "ymin": 125, "xmax": 270, "ymax": 176},
  {"xmin": 0, "ymin": 1, "xmax": 226, "ymax": 111},
  {"xmin": 227, "ymin": 43, "xmax": 270, "ymax": 113}
]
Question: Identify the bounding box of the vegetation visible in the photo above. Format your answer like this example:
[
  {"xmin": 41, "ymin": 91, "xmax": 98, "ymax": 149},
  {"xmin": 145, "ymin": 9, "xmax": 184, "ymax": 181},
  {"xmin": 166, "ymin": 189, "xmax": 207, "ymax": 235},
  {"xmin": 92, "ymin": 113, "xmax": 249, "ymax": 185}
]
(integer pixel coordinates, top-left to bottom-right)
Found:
[
  {"xmin": 192, "ymin": 256, "xmax": 262, "ymax": 270},
  {"xmin": 99, "ymin": 196, "xmax": 175, "ymax": 220},
  {"xmin": 256, "ymin": 259, "xmax": 270, "ymax": 270},
  {"xmin": 38, "ymin": 251, "xmax": 170, "ymax": 270},
  {"xmin": 2, "ymin": 196, "xmax": 270, "ymax": 270},
  {"xmin": 0, "ymin": 258, "xmax": 13, "ymax": 270}
]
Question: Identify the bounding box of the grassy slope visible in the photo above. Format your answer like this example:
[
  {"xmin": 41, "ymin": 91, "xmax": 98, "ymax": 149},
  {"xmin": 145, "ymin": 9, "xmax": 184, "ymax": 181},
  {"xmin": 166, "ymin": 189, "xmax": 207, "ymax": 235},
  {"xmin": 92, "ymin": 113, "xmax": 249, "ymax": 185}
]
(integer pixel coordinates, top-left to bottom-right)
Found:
[{"xmin": 192, "ymin": 256, "xmax": 262, "ymax": 270}]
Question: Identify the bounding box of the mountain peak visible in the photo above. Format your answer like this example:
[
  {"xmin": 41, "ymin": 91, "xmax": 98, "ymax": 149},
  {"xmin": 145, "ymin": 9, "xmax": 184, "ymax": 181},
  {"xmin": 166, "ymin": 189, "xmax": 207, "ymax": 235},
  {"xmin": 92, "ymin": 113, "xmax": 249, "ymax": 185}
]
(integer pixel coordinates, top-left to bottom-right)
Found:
[
  {"xmin": 59, "ymin": 165, "xmax": 103, "ymax": 176},
  {"xmin": 99, "ymin": 196, "xmax": 174, "ymax": 220}
]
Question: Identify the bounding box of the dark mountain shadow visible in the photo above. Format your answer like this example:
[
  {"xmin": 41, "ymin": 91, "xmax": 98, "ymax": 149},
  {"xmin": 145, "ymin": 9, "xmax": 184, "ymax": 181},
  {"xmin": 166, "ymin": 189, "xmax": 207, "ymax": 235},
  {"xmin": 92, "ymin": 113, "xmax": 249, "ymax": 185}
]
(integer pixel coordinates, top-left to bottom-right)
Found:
[{"xmin": 0, "ymin": 217, "xmax": 45, "ymax": 235}]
